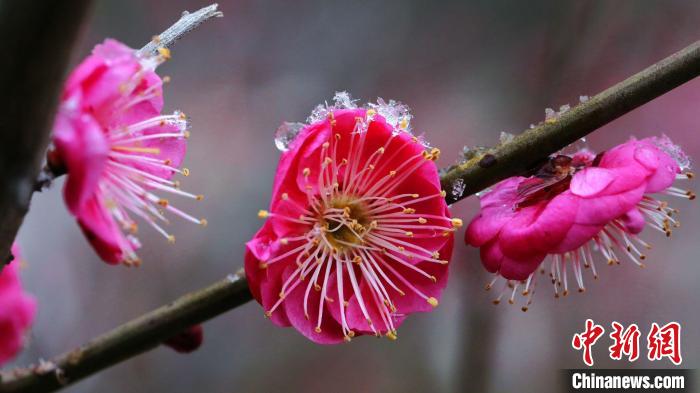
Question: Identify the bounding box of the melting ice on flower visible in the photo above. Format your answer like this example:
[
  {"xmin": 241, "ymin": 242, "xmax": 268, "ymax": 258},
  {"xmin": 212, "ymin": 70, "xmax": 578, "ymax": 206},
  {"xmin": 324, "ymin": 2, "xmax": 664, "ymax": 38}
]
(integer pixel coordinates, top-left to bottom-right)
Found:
[
  {"xmin": 0, "ymin": 244, "xmax": 36, "ymax": 366},
  {"xmin": 51, "ymin": 39, "xmax": 204, "ymax": 266},
  {"xmin": 465, "ymin": 135, "xmax": 694, "ymax": 310},
  {"xmin": 248, "ymin": 94, "xmax": 459, "ymax": 344}
]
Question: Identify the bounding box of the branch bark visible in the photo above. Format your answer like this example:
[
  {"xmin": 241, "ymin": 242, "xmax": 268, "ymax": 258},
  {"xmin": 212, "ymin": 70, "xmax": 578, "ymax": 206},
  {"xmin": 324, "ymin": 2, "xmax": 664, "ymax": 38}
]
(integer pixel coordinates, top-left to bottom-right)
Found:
[
  {"xmin": 137, "ymin": 3, "xmax": 223, "ymax": 57},
  {"xmin": 0, "ymin": 0, "xmax": 93, "ymax": 266},
  {"xmin": 0, "ymin": 271, "xmax": 251, "ymax": 393},
  {"xmin": 440, "ymin": 40, "xmax": 700, "ymax": 204},
  {"xmin": 3, "ymin": 25, "xmax": 700, "ymax": 393}
]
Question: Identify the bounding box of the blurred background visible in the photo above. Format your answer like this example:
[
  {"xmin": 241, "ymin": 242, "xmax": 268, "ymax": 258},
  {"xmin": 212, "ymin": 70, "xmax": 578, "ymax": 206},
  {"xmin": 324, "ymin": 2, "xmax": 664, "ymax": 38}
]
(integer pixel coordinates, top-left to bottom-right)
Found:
[{"xmin": 10, "ymin": 0, "xmax": 700, "ymax": 392}]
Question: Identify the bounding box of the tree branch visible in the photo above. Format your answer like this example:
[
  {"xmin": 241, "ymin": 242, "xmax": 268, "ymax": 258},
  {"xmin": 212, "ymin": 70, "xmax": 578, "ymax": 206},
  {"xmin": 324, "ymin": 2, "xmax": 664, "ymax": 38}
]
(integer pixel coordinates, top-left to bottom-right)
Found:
[
  {"xmin": 137, "ymin": 3, "xmax": 223, "ymax": 57},
  {"xmin": 440, "ymin": 40, "xmax": 700, "ymax": 204},
  {"xmin": 0, "ymin": 271, "xmax": 251, "ymax": 392},
  {"xmin": 0, "ymin": 0, "xmax": 93, "ymax": 267},
  {"xmin": 3, "ymin": 30, "xmax": 700, "ymax": 393}
]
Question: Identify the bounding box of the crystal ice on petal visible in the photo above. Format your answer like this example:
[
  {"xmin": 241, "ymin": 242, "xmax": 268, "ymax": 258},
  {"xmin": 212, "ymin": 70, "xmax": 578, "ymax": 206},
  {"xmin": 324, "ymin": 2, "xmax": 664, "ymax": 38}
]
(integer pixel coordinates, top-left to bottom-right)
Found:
[
  {"xmin": 369, "ymin": 97, "xmax": 413, "ymax": 132},
  {"xmin": 653, "ymin": 135, "xmax": 692, "ymax": 170},
  {"xmin": 274, "ymin": 122, "xmax": 305, "ymax": 152},
  {"xmin": 333, "ymin": 91, "xmax": 358, "ymax": 109}
]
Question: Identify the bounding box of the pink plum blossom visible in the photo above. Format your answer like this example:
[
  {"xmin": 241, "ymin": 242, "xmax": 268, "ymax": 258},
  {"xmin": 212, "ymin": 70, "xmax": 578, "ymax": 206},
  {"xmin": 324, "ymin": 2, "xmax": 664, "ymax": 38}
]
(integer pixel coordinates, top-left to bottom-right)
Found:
[
  {"xmin": 466, "ymin": 136, "xmax": 694, "ymax": 310},
  {"xmin": 52, "ymin": 39, "xmax": 204, "ymax": 266},
  {"xmin": 0, "ymin": 244, "xmax": 36, "ymax": 366},
  {"xmin": 246, "ymin": 94, "xmax": 458, "ymax": 344}
]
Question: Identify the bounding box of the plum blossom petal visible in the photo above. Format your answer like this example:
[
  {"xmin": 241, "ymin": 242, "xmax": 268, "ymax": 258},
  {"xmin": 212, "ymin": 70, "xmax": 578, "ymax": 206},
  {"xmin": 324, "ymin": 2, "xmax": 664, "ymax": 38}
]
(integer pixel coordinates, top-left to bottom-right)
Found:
[
  {"xmin": 465, "ymin": 135, "xmax": 693, "ymax": 310},
  {"xmin": 246, "ymin": 93, "xmax": 455, "ymax": 343},
  {"xmin": 0, "ymin": 244, "xmax": 36, "ymax": 366},
  {"xmin": 52, "ymin": 39, "xmax": 203, "ymax": 266}
]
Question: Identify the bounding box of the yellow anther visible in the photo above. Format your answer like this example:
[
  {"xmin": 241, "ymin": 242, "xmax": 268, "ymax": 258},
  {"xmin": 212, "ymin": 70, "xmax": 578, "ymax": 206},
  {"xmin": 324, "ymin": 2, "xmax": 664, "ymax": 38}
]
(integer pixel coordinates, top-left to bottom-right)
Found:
[
  {"xmin": 200, "ymin": 219, "xmax": 208, "ymax": 227},
  {"xmin": 314, "ymin": 327, "xmax": 322, "ymax": 333},
  {"xmin": 344, "ymin": 335, "xmax": 352, "ymax": 342},
  {"xmin": 167, "ymin": 235, "xmax": 176, "ymax": 244},
  {"xmin": 129, "ymin": 223, "xmax": 138, "ymax": 234},
  {"xmin": 411, "ymin": 194, "xmax": 419, "ymax": 198},
  {"xmin": 264, "ymin": 311, "xmax": 272, "ymax": 318},
  {"xmin": 162, "ymin": 75, "xmax": 171, "ymax": 83},
  {"xmin": 545, "ymin": 118, "xmax": 557, "ymax": 125},
  {"xmin": 322, "ymin": 142, "xmax": 330, "ymax": 148},
  {"xmin": 411, "ymin": 136, "xmax": 418, "ymax": 143},
  {"xmin": 279, "ymin": 291, "xmax": 286, "ymax": 299},
  {"xmin": 324, "ymin": 157, "xmax": 332, "ymax": 165},
  {"xmin": 258, "ymin": 210, "xmax": 269, "ymax": 219},
  {"xmin": 440, "ymin": 190, "xmax": 447, "ymax": 197},
  {"xmin": 182, "ymin": 168, "xmax": 190, "ymax": 176},
  {"xmin": 440, "ymin": 260, "xmax": 449, "ymax": 265},
  {"xmin": 405, "ymin": 231, "xmax": 414, "ymax": 237},
  {"xmin": 432, "ymin": 251, "xmax": 440, "ymax": 259},
  {"xmin": 158, "ymin": 199, "xmax": 169, "ymax": 207},
  {"xmin": 303, "ymin": 167, "xmax": 311, "ymax": 177},
  {"xmin": 353, "ymin": 256, "xmax": 362, "ymax": 264},
  {"xmin": 403, "ymin": 208, "xmax": 415, "ymax": 214},
  {"xmin": 366, "ymin": 109, "xmax": 377, "ymax": 117},
  {"xmin": 389, "ymin": 170, "xmax": 397, "ymax": 177},
  {"xmin": 451, "ymin": 218, "xmax": 463, "ymax": 228},
  {"xmin": 183, "ymin": 131, "xmax": 191, "ymax": 139},
  {"xmin": 430, "ymin": 148, "xmax": 441, "ymax": 160},
  {"xmin": 399, "ymin": 119, "xmax": 409, "ymax": 129},
  {"xmin": 386, "ymin": 331, "xmax": 398, "ymax": 341},
  {"xmin": 418, "ymin": 217, "xmax": 427, "ymax": 224},
  {"xmin": 377, "ymin": 147, "xmax": 385, "ymax": 154},
  {"xmin": 427, "ymin": 297, "xmax": 439, "ymax": 307},
  {"xmin": 157, "ymin": 47, "xmax": 171, "ymax": 60},
  {"xmin": 280, "ymin": 238, "xmax": 289, "ymax": 245},
  {"xmin": 178, "ymin": 111, "xmax": 187, "ymax": 120},
  {"xmin": 196, "ymin": 194, "xmax": 204, "ymax": 201}
]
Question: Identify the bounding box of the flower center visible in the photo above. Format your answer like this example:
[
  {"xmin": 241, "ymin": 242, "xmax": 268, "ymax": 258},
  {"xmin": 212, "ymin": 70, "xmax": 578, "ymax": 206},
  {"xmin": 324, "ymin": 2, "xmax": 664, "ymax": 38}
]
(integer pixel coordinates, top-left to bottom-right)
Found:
[{"xmin": 320, "ymin": 195, "xmax": 372, "ymax": 251}]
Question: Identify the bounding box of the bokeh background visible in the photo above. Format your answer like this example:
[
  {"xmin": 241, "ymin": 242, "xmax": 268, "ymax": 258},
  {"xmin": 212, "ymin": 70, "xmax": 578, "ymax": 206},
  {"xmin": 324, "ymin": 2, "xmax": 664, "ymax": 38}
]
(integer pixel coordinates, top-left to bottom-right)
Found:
[{"xmin": 10, "ymin": 1, "xmax": 700, "ymax": 392}]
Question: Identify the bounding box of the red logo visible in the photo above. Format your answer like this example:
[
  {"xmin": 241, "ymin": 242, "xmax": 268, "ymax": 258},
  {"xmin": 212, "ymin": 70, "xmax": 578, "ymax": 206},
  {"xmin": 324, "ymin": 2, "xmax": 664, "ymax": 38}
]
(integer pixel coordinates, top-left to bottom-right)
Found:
[
  {"xmin": 572, "ymin": 320, "xmax": 682, "ymax": 366},
  {"xmin": 647, "ymin": 322, "xmax": 682, "ymax": 365},
  {"xmin": 572, "ymin": 319, "xmax": 605, "ymax": 366}
]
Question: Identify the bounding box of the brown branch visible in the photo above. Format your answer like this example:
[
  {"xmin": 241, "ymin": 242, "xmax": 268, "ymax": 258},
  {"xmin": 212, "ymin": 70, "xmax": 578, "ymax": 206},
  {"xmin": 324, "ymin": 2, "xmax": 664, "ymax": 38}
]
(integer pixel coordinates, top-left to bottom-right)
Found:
[
  {"xmin": 3, "ymin": 32, "xmax": 700, "ymax": 393},
  {"xmin": 137, "ymin": 3, "xmax": 222, "ymax": 57},
  {"xmin": 0, "ymin": 0, "xmax": 93, "ymax": 266},
  {"xmin": 0, "ymin": 271, "xmax": 251, "ymax": 392},
  {"xmin": 440, "ymin": 40, "xmax": 700, "ymax": 204}
]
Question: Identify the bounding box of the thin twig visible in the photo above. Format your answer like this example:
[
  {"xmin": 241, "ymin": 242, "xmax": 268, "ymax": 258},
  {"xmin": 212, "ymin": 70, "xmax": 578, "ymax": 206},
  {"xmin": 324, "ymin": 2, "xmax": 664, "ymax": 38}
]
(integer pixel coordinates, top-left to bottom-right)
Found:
[
  {"xmin": 0, "ymin": 0, "xmax": 94, "ymax": 267},
  {"xmin": 440, "ymin": 40, "xmax": 700, "ymax": 204},
  {"xmin": 0, "ymin": 271, "xmax": 251, "ymax": 393},
  {"xmin": 3, "ymin": 38, "xmax": 700, "ymax": 393},
  {"xmin": 137, "ymin": 3, "xmax": 223, "ymax": 57}
]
